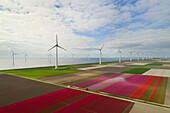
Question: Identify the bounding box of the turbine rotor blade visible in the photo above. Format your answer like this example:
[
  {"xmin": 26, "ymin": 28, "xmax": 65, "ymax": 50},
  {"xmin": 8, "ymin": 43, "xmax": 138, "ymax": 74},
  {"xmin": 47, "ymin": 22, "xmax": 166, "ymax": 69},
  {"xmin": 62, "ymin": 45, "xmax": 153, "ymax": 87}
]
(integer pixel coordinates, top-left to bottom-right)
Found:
[
  {"xmin": 56, "ymin": 34, "xmax": 58, "ymax": 45},
  {"xmin": 101, "ymin": 45, "xmax": 104, "ymax": 49},
  {"xmin": 100, "ymin": 51, "xmax": 102, "ymax": 55},
  {"xmin": 48, "ymin": 45, "xmax": 57, "ymax": 51},
  {"xmin": 91, "ymin": 48, "xmax": 100, "ymax": 50},
  {"xmin": 11, "ymin": 49, "xmax": 14, "ymax": 54},
  {"xmin": 58, "ymin": 45, "xmax": 67, "ymax": 51}
]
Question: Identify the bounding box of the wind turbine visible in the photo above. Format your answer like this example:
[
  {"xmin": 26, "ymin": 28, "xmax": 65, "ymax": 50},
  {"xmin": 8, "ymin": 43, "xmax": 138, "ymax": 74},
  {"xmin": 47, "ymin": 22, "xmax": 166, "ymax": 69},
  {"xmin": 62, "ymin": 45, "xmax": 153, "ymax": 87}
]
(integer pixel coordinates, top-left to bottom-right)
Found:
[
  {"xmin": 11, "ymin": 50, "xmax": 18, "ymax": 66},
  {"xmin": 128, "ymin": 51, "xmax": 133, "ymax": 62},
  {"xmin": 48, "ymin": 34, "xmax": 66, "ymax": 69},
  {"xmin": 136, "ymin": 52, "xmax": 140, "ymax": 61},
  {"xmin": 112, "ymin": 50, "xmax": 117, "ymax": 61},
  {"xmin": 117, "ymin": 48, "xmax": 122, "ymax": 63},
  {"xmin": 24, "ymin": 53, "xmax": 27, "ymax": 63},
  {"xmin": 142, "ymin": 53, "xmax": 145, "ymax": 60},
  {"xmin": 48, "ymin": 52, "xmax": 52, "ymax": 64},
  {"xmin": 94, "ymin": 45, "xmax": 104, "ymax": 64},
  {"xmin": 71, "ymin": 53, "xmax": 75, "ymax": 63}
]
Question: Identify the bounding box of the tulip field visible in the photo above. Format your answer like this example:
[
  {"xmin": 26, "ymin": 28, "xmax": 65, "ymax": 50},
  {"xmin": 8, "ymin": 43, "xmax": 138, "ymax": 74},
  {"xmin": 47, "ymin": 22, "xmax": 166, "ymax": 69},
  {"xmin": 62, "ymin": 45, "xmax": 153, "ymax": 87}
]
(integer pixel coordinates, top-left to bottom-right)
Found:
[
  {"xmin": 75, "ymin": 73, "xmax": 168, "ymax": 104},
  {"xmin": 0, "ymin": 88, "xmax": 134, "ymax": 113}
]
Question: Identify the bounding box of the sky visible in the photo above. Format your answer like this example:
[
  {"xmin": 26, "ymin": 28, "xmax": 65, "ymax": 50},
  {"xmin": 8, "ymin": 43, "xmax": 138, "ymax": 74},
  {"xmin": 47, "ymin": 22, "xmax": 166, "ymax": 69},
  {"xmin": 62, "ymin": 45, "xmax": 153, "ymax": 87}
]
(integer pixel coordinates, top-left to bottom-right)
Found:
[{"xmin": 0, "ymin": 0, "xmax": 170, "ymax": 58}]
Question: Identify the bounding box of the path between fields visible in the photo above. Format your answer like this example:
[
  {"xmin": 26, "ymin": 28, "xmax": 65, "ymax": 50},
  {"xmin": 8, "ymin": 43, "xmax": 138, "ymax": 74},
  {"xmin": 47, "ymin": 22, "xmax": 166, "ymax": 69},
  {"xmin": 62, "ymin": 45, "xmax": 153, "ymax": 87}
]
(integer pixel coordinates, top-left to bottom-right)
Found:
[{"xmin": 165, "ymin": 78, "xmax": 170, "ymax": 105}]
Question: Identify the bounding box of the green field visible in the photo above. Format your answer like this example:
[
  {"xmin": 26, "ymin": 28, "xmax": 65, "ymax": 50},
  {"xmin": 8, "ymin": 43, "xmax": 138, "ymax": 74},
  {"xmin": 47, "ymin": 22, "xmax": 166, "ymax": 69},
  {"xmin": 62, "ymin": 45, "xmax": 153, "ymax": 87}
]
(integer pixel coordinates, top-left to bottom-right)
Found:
[
  {"xmin": 145, "ymin": 63, "xmax": 164, "ymax": 66},
  {"xmin": 121, "ymin": 68, "xmax": 150, "ymax": 74},
  {"xmin": 0, "ymin": 61, "xmax": 117, "ymax": 79},
  {"xmin": 0, "ymin": 66, "xmax": 82, "ymax": 78}
]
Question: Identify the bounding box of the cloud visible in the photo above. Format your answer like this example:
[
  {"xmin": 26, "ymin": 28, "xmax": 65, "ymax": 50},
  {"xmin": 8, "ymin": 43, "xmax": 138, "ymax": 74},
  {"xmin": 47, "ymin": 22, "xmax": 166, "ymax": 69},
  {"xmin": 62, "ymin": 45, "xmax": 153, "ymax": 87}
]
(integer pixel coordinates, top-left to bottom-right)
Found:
[
  {"xmin": 0, "ymin": 0, "xmax": 170, "ymax": 58},
  {"xmin": 0, "ymin": 0, "xmax": 97, "ymax": 58}
]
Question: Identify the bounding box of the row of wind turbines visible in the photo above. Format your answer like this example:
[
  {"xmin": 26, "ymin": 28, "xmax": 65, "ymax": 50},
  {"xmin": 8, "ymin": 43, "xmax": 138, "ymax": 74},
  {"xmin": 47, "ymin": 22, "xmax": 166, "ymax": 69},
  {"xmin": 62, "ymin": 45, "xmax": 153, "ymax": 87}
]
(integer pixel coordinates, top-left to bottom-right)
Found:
[
  {"xmin": 10, "ymin": 34, "xmax": 154, "ymax": 69},
  {"xmin": 48, "ymin": 34, "xmax": 154, "ymax": 69},
  {"xmin": 11, "ymin": 50, "xmax": 27, "ymax": 66}
]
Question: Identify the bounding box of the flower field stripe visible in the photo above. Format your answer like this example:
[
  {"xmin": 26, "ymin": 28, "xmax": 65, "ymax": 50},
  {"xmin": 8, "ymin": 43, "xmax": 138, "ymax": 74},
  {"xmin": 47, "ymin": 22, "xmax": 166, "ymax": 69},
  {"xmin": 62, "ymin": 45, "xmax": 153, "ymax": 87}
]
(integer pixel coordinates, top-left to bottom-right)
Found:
[
  {"xmin": 146, "ymin": 78, "xmax": 159, "ymax": 101},
  {"xmin": 38, "ymin": 93, "xmax": 91, "ymax": 113},
  {"xmin": 54, "ymin": 95, "xmax": 99, "ymax": 113},
  {"xmin": 100, "ymin": 75, "xmax": 150, "ymax": 97},
  {"xmin": 0, "ymin": 88, "xmax": 88, "ymax": 113},
  {"xmin": 84, "ymin": 73, "xmax": 123, "ymax": 88},
  {"xmin": 56, "ymin": 94, "xmax": 134, "ymax": 113},
  {"xmin": 148, "ymin": 77, "xmax": 162, "ymax": 101},
  {"xmin": 76, "ymin": 96, "xmax": 134, "ymax": 113},
  {"xmin": 88, "ymin": 74, "xmax": 132, "ymax": 91},
  {"xmin": 150, "ymin": 77, "xmax": 164, "ymax": 103},
  {"xmin": 129, "ymin": 76, "xmax": 157, "ymax": 99},
  {"xmin": 18, "ymin": 88, "xmax": 84, "ymax": 113},
  {"xmin": 75, "ymin": 73, "xmax": 122, "ymax": 87},
  {"xmin": 159, "ymin": 77, "xmax": 168, "ymax": 104},
  {"xmin": 140, "ymin": 77, "xmax": 159, "ymax": 101},
  {"xmin": 0, "ymin": 88, "xmax": 69, "ymax": 113}
]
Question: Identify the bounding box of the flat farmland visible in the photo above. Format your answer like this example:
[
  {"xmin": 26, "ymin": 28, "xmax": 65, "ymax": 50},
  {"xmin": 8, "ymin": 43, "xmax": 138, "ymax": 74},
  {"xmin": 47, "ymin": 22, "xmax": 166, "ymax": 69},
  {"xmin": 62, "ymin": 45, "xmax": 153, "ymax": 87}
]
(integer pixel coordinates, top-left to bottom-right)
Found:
[
  {"xmin": 0, "ymin": 88, "xmax": 134, "ymax": 113},
  {"xmin": 75, "ymin": 73, "xmax": 169, "ymax": 105},
  {"xmin": 38, "ymin": 70, "xmax": 114, "ymax": 86}
]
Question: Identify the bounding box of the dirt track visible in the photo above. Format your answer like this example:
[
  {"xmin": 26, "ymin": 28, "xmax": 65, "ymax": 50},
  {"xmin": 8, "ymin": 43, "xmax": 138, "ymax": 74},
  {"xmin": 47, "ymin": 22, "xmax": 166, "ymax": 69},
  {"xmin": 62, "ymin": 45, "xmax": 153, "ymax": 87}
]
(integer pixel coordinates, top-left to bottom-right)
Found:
[
  {"xmin": 88, "ymin": 67, "xmax": 132, "ymax": 72},
  {"xmin": 165, "ymin": 78, "xmax": 170, "ymax": 105},
  {"xmin": 130, "ymin": 102, "xmax": 170, "ymax": 113},
  {"xmin": 0, "ymin": 74, "xmax": 64, "ymax": 107}
]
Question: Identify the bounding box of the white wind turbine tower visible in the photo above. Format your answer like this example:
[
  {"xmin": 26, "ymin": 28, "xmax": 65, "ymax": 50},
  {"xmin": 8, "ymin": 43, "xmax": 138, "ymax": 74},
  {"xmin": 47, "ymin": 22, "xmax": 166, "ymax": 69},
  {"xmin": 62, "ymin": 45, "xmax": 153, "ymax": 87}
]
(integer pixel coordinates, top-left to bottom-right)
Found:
[
  {"xmin": 117, "ymin": 48, "xmax": 122, "ymax": 63},
  {"xmin": 112, "ymin": 49, "xmax": 117, "ymax": 61},
  {"xmin": 24, "ymin": 53, "xmax": 27, "ymax": 63},
  {"xmin": 94, "ymin": 45, "xmax": 104, "ymax": 64},
  {"xmin": 48, "ymin": 34, "xmax": 67, "ymax": 69},
  {"xmin": 142, "ymin": 53, "xmax": 145, "ymax": 60},
  {"xmin": 11, "ymin": 50, "xmax": 18, "ymax": 66},
  {"xmin": 136, "ymin": 52, "xmax": 140, "ymax": 61},
  {"xmin": 48, "ymin": 52, "xmax": 52, "ymax": 64},
  {"xmin": 71, "ymin": 53, "xmax": 75, "ymax": 63},
  {"xmin": 128, "ymin": 51, "xmax": 133, "ymax": 62}
]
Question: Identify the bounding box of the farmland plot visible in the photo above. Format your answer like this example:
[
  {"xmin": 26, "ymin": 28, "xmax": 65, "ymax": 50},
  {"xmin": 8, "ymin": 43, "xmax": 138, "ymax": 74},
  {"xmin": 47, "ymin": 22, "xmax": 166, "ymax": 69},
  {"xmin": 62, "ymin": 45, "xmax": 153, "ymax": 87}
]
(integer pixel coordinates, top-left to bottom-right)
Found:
[{"xmin": 75, "ymin": 73, "xmax": 168, "ymax": 104}]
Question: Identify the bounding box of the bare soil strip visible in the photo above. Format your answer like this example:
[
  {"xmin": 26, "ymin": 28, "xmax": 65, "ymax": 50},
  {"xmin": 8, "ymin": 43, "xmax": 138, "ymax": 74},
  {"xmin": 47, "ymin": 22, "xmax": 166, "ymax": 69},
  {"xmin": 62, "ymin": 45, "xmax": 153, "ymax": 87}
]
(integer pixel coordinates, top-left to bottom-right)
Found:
[
  {"xmin": 39, "ymin": 70, "xmax": 113, "ymax": 85},
  {"xmin": 0, "ymin": 74, "xmax": 64, "ymax": 107},
  {"xmin": 128, "ymin": 63, "xmax": 149, "ymax": 65}
]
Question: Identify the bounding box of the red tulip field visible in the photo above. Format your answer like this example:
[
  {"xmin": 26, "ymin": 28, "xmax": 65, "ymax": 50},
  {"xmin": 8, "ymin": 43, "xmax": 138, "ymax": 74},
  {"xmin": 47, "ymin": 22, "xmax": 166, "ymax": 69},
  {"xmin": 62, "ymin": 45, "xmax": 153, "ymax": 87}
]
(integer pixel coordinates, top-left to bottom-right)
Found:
[
  {"xmin": 75, "ymin": 73, "xmax": 168, "ymax": 104},
  {"xmin": 0, "ymin": 88, "xmax": 134, "ymax": 113}
]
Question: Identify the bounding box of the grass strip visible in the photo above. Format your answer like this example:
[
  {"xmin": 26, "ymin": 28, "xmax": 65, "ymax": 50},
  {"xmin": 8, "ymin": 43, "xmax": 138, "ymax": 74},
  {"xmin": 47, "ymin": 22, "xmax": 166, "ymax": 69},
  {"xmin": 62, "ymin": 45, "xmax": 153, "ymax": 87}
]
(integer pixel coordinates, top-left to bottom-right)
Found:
[
  {"xmin": 0, "ymin": 68, "xmax": 82, "ymax": 78},
  {"xmin": 145, "ymin": 63, "xmax": 164, "ymax": 66}
]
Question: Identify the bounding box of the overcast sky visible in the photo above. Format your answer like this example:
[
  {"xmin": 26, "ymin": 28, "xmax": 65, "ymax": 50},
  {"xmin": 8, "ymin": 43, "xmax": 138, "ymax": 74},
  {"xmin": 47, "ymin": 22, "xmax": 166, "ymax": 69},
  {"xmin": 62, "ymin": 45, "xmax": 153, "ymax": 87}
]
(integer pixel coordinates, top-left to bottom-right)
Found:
[{"xmin": 0, "ymin": 0, "xmax": 170, "ymax": 58}]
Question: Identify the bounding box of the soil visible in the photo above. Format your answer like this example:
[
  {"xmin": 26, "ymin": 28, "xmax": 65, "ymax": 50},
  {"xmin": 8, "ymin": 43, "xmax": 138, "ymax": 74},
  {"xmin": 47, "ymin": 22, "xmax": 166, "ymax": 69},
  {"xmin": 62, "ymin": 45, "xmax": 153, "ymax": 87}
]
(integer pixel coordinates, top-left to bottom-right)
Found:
[{"xmin": 0, "ymin": 74, "xmax": 64, "ymax": 107}]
